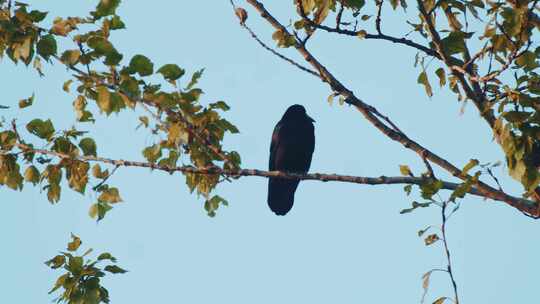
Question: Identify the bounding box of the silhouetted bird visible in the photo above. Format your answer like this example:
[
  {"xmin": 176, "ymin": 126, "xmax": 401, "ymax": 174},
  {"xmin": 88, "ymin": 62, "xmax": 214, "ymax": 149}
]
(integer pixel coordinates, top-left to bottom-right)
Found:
[{"xmin": 268, "ymin": 104, "xmax": 315, "ymax": 215}]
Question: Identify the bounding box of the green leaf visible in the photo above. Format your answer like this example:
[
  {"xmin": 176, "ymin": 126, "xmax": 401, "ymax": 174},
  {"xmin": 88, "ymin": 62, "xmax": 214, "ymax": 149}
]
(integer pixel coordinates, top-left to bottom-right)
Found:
[
  {"xmin": 36, "ymin": 34, "xmax": 57, "ymax": 60},
  {"xmin": 48, "ymin": 273, "xmax": 68, "ymax": 294},
  {"xmin": 209, "ymin": 101, "xmax": 230, "ymax": 111},
  {"xmin": 129, "ymin": 54, "xmax": 153, "ymax": 76},
  {"xmin": 104, "ymin": 265, "xmax": 127, "ymax": 274},
  {"xmin": 272, "ymin": 29, "xmax": 296, "ymax": 48},
  {"xmin": 79, "ymin": 138, "xmax": 97, "ymax": 156},
  {"xmin": 143, "ymin": 144, "xmax": 162, "ymax": 163},
  {"xmin": 157, "ymin": 64, "xmax": 185, "ymax": 81},
  {"xmin": 417, "ymin": 71, "xmax": 433, "ymax": 97},
  {"xmin": 87, "ymin": 36, "xmax": 114, "ymax": 55},
  {"xmin": 68, "ymin": 256, "xmax": 83, "ymax": 274},
  {"xmin": 516, "ymin": 51, "xmax": 538, "ymax": 71},
  {"xmin": 109, "ymin": 15, "xmax": 125, "ymax": 29},
  {"xmin": 399, "ymin": 201, "xmax": 431, "ymax": 214},
  {"xmin": 403, "ymin": 184, "xmax": 412, "ymax": 195},
  {"xmin": 418, "ymin": 226, "xmax": 431, "ymax": 237},
  {"xmin": 435, "ymin": 67, "xmax": 446, "ymax": 87},
  {"xmin": 52, "ymin": 137, "xmax": 78, "ymax": 156},
  {"xmin": 60, "ymin": 50, "xmax": 81, "ymax": 65},
  {"xmin": 204, "ymin": 195, "xmax": 229, "ymax": 217},
  {"xmin": 89, "ymin": 202, "xmax": 113, "ymax": 221},
  {"xmin": 186, "ymin": 69, "xmax": 204, "ymax": 90},
  {"xmin": 28, "ymin": 10, "xmax": 48, "ymax": 22},
  {"xmin": 441, "ymin": 32, "xmax": 467, "ymax": 55},
  {"xmin": 26, "ymin": 119, "xmax": 55, "ymax": 140},
  {"xmin": 343, "ymin": 0, "xmax": 365, "ymax": 9},
  {"xmin": 97, "ymin": 253, "xmax": 117, "ymax": 262},
  {"xmin": 92, "ymin": 0, "xmax": 121, "ymax": 19},
  {"xmin": 67, "ymin": 234, "xmax": 82, "ymax": 251},
  {"xmin": 45, "ymin": 255, "xmax": 66, "ymax": 269},
  {"xmin": 217, "ymin": 119, "xmax": 240, "ymax": 134},
  {"xmin": 104, "ymin": 50, "xmax": 123, "ymax": 66}
]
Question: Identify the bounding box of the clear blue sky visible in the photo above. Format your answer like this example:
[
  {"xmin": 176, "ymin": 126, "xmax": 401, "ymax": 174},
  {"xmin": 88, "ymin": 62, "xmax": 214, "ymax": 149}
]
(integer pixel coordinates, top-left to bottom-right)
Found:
[{"xmin": 2, "ymin": 1, "xmax": 539, "ymax": 303}]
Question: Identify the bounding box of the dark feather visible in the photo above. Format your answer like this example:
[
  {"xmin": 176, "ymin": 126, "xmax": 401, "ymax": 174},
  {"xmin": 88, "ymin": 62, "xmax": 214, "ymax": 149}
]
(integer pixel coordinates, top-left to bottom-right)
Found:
[{"xmin": 267, "ymin": 105, "xmax": 315, "ymax": 215}]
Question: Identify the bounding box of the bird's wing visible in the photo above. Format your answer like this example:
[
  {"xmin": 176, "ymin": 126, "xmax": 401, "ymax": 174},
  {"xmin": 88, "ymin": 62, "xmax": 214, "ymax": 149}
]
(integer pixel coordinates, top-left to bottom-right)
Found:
[
  {"xmin": 269, "ymin": 122, "xmax": 282, "ymax": 171},
  {"xmin": 303, "ymin": 123, "xmax": 315, "ymax": 171}
]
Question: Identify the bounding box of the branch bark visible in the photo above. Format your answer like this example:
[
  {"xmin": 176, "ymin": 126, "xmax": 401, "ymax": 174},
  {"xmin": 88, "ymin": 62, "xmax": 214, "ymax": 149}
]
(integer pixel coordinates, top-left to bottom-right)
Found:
[{"xmin": 4, "ymin": 143, "xmax": 535, "ymax": 207}]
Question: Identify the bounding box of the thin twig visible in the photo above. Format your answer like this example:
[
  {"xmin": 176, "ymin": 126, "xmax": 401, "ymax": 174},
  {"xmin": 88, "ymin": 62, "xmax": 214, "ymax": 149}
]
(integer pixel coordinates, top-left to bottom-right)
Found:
[
  {"xmin": 441, "ymin": 201, "xmax": 460, "ymax": 304},
  {"xmin": 375, "ymin": 0, "xmax": 384, "ymax": 34},
  {"xmin": 227, "ymin": 0, "xmax": 319, "ymax": 77},
  {"xmin": 243, "ymin": 24, "xmax": 319, "ymax": 77},
  {"xmin": 336, "ymin": 3, "xmax": 344, "ymax": 30},
  {"xmin": 92, "ymin": 165, "xmax": 120, "ymax": 191}
]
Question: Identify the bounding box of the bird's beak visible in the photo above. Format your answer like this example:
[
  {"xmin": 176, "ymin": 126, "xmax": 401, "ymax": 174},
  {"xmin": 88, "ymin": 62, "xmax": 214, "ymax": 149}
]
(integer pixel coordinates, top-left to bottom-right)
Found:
[{"xmin": 307, "ymin": 115, "xmax": 315, "ymax": 122}]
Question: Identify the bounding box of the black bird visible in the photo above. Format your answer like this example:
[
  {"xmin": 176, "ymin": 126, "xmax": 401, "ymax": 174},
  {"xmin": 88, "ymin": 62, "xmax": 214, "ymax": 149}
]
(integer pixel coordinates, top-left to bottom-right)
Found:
[{"xmin": 268, "ymin": 104, "xmax": 315, "ymax": 215}]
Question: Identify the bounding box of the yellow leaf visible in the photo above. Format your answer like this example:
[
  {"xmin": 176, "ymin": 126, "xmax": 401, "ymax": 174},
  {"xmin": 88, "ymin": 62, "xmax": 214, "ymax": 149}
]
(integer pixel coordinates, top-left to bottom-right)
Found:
[{"xmin": 400, "ymin": 165, "xmax": 412, "ymax": 176}]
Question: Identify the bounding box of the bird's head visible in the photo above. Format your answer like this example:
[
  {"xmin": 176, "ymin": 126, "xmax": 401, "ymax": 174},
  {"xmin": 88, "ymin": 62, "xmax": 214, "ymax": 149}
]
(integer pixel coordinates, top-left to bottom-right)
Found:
[{"xmin": 282, "ymin": 104, "xmax": 315, "ymax": 122}]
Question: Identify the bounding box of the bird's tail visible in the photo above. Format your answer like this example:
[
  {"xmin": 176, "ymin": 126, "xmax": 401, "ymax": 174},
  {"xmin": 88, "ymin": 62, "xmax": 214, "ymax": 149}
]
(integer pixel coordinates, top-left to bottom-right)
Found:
[{"xmin": 267, "ymin": 178, "xmax": 300, "ymax": 216}]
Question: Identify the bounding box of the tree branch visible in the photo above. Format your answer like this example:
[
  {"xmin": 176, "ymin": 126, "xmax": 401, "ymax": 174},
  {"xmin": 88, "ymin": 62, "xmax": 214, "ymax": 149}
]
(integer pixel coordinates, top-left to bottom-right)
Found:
[
  {"xmin": 243, "ymin": 0, "xmax": 540, "ymax": 217},
  {"xmin": 441, "ymin": 201, "xmax": 460, "ymax": 304},
  {"xmin": 4, "ymin": 143, "xmax": 535, "ymax": 208},
  {"xmin": 292, "ymin": 0, "xmax": 439, "ymax": 59}
]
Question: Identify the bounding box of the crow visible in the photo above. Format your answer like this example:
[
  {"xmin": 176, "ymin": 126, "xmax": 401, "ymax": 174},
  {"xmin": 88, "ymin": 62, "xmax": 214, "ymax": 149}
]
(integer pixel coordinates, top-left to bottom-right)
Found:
[{"xmin": 268, "ymin": 104, "xmax": 315, "ymax": 215}]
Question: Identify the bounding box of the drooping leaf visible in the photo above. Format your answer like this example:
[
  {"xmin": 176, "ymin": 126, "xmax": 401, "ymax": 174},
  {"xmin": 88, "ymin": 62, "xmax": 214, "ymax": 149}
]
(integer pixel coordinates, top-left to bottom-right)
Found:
[
  {"xmin": 67, "ymin": 234, "xmax": 82, "ymax": 252},
  {"xmin": 128, "ymin": 54, "xmax": 153, "ymax": 76},
  {"xmin": 19, "ymin": 93, "xmax": 35, "ymax": 108},
  {"xmin": 417, "ymin": 71, "xmax": 433, "ymax": 97},
  {"xmin": 24, "ymin": 165, "xmax": 40, "ymax": 185},
  {"xmin": 26, "ymin": 119, "xmax": 55, "ymax": 140},
  {"xmin": 98, "ymin": 187, "xmax": 122, "ymax": 204},
  {"xmin": 435, "ymin": 68, "xmax": 446, "ymax": 87},
  {"xmin": 36, "ymin": 34, "xmax": 57, "ymax": 60},
  {"xmin": 104, "ymin": 265, "xmax": 127, "ymax": 274},
  {"xmin": 79, "ymin": 138, "xmax": 97, "ymax": 156},
  {"xmin": 92, "ymin": 0, "xmax": 121, "ymax": 19},
  {"xmin": 157, "ymin": 64, "xmax": 185, "ymax": 81}
]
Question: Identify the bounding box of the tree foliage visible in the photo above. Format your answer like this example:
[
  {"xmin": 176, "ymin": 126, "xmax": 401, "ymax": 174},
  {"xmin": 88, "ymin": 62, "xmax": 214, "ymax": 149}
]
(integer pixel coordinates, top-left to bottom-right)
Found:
[
  {"xmin": 46, "ymin": 234, "xmax": 126, "ymax": 304},
  {"xmin": 3, "ymin": 0, "xmax": 540, "ymax": 302},
  {"xmin": 0, "ymin": 0, "xmax": 241, "ymax": 220}
]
